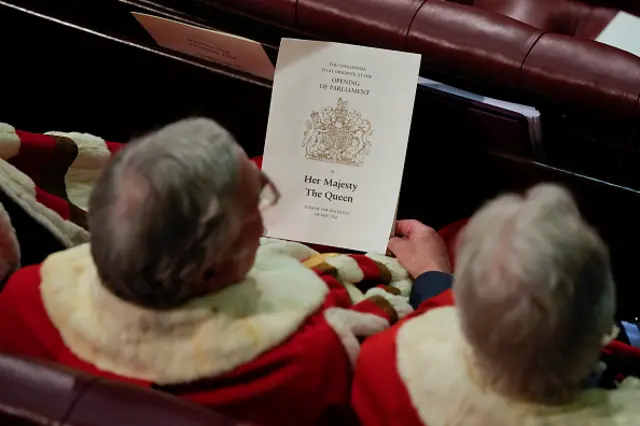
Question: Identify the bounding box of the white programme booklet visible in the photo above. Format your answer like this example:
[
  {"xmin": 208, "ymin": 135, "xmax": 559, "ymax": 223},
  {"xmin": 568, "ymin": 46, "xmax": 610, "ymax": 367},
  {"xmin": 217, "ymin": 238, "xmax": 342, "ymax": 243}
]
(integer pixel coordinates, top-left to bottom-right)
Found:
[{"xmin": 261, "ymin": 39, "xmax": 421, "ymax": 253}]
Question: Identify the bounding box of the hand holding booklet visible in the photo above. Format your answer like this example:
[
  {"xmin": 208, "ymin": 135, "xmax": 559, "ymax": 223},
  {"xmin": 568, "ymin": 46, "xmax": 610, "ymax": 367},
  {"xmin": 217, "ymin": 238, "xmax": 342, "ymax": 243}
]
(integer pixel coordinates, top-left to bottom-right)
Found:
[{"xmin": 261, "ymin": 39, "xmax": 421, "ymax": 254}]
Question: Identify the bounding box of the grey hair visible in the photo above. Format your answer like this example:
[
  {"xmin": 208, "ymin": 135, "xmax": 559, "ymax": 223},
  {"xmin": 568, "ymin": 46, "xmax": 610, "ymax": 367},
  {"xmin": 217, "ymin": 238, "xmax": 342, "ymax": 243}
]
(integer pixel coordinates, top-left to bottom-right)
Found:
[
  {"xmin": 88, "ymin": 118, "xmax": 242, "ymax": 310},
  {"xmin": 454, "ymin": 184, "xmax": 615, "ymax": 404}
]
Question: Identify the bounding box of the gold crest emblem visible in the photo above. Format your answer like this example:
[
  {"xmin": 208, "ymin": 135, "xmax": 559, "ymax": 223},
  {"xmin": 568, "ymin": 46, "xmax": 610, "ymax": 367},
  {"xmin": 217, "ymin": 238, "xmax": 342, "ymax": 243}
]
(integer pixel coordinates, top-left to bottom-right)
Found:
[{"xmin": 302, "ymin": 98, "xmax": 373, "ymax": 167}]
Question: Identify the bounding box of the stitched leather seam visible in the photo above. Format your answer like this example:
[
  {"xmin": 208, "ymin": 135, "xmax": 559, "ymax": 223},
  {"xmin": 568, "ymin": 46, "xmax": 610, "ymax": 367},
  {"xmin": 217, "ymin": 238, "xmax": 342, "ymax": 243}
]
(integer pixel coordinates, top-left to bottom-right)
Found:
[
  {"xmin": 405, "ymin": 0, "xmax": 430, "ymax": 49},
  {"xmin": 518, "ymin": 30, "xmax": 546, "ymax": 92},
  {"xmin": 59, "ymin": 376, "xmax": 101, "ymax": 425}
]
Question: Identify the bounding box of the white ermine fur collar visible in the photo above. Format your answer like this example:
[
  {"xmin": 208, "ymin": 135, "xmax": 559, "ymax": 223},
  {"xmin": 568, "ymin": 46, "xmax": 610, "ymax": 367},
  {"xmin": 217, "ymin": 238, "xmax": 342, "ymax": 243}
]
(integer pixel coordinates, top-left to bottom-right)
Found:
[
  {"xmin": 40, "ymin": 242, "xmax": 328, "ymax": 384},
  {"xmin": 396, "ymin": 307, "xmax": 640, "ymax": 426}
]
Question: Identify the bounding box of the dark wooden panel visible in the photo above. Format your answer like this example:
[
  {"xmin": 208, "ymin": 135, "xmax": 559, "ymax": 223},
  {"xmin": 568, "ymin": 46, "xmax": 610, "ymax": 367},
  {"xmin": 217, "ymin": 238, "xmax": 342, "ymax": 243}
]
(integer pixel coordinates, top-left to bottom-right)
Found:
[{"xmin": 0, "ymin": 1, "xmax": 272, "ymax": 156}]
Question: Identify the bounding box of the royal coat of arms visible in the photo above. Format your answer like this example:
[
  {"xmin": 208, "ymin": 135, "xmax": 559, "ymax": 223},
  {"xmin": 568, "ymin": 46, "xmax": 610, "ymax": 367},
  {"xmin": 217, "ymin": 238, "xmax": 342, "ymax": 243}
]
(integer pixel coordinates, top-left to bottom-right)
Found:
[{"xmin": 302, "ymin": 98, "xmax": 373, "ymax": 167}]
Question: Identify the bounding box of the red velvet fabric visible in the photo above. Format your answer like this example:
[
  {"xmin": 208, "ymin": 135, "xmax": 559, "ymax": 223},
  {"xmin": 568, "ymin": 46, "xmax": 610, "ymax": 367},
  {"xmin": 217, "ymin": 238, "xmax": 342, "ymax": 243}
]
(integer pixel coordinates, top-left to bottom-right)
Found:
[
  {"xmin": 4, "ymin": 128, "xmax": 124, "ymax": 230},
  {"xmin": 0, "ymin": 250, "xmax": 404, "ymax": 426}
]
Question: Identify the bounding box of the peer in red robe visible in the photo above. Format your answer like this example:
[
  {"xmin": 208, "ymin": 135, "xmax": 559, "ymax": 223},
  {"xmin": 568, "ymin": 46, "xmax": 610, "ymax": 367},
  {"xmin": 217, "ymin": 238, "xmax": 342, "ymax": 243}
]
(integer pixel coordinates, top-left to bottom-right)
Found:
[
  {"xmin": 352, "ymin": 219, "xmax": 640, "ymax": 426},
  {"xmin": 0, "ymin": 237, "xmax": 412, "ymax": 426}
]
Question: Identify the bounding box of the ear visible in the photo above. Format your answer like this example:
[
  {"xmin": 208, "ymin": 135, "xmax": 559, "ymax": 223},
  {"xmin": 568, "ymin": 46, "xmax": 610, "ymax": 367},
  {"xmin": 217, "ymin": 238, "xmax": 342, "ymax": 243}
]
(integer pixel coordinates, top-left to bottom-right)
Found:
[{"xmin": 602, "ymin": 324, "xmax": 620, "ymax": 346}]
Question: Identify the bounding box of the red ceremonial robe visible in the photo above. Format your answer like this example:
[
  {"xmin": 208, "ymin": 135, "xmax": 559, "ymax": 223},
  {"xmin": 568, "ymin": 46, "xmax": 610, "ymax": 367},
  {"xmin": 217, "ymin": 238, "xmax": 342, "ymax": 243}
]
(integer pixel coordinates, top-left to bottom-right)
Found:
[
  {"xmin": 0, "ymin": 238, "xmax": 413, "ymax": 426},
  {"xmin": 352, "ymin": 223, "xmax": 640, "ymax": 426}
]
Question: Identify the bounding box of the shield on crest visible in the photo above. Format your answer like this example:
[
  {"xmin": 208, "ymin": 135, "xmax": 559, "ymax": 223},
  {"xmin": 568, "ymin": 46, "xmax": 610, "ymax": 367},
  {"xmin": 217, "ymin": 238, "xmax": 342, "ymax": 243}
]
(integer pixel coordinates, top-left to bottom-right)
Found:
[
  {"xmin": 302, "ymin": 97, "xmax": 372, "ymax": 167},
  {"xmin": 327, "ymin": 126, "xmax": 350, "ymax": 152}
]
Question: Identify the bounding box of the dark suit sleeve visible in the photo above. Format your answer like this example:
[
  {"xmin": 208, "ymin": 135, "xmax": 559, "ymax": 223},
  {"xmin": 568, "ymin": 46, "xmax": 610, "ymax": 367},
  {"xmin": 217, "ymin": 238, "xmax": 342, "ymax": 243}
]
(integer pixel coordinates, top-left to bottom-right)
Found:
[{"xmin": 409, "ymin": 271, "xmax": 454, "ymax": 309}]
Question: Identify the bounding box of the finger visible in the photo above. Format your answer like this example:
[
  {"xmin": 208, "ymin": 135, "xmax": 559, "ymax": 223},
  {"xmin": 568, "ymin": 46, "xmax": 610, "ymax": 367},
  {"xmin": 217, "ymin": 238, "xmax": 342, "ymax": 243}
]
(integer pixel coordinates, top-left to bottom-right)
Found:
[{"xmin": 394, "ymin": 219, "xmax": 426, "ymax": 238}]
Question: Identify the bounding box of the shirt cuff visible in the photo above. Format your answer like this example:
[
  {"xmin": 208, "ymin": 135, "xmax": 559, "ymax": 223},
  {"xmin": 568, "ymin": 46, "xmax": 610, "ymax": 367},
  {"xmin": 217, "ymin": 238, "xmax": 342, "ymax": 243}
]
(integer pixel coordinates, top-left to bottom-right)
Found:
[{"xmin": 409, "ymin": 271, "xmax": 453, "ymax": 309}]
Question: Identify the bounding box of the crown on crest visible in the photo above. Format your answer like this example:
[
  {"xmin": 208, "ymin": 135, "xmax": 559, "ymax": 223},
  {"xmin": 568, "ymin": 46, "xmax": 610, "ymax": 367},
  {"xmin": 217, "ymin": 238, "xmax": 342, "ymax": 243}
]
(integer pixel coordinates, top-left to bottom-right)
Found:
[{"xmin": 336, "ymin": 98, "xmax": 348, "ymax": 111}]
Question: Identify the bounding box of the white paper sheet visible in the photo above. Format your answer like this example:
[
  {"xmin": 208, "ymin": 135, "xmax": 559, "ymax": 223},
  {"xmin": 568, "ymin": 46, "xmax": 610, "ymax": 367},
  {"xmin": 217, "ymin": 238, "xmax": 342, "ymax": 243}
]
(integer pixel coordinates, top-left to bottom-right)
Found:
[
  {"xmin": 132, "ymin": 13, "xmax": 275, "ymax": 80},
  {"xmin": 261, "ymin": 39, "xmax": 421, "ymax": 253},
  {"xmin": 597, "ymin": 12, "xmax": 640, "ymax": 58}
]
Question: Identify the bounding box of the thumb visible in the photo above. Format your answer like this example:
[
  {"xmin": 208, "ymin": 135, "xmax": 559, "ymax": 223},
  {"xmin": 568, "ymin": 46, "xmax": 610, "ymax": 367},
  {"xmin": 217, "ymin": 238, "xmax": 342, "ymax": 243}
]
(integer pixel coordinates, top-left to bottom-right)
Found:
[
  {"xmin": 394, "ymin": 219, "xmax": 425, "ymax": 238},
  {"xmin": 387, "ymin": 236, "xmax": 408, "ymax": 257}
]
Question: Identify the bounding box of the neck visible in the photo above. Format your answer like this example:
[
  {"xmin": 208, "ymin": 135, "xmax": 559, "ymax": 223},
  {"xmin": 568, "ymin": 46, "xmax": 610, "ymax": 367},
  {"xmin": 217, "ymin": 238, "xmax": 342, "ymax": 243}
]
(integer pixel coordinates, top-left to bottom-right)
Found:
[
  {"xmin": 463, "ymin": 347, "xmax": 583, "ymax": 406},
  {"xmin": 101, "ymin": 279, "xmax": 208, "ymax": 311}
]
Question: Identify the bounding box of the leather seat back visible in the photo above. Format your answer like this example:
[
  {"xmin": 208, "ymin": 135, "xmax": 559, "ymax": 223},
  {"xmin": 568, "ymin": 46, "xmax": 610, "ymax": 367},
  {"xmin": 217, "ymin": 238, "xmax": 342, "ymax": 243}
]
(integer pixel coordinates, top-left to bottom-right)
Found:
[{"xmin": 0, "ymin": 354, "xmax": 245, "ymax": 426}]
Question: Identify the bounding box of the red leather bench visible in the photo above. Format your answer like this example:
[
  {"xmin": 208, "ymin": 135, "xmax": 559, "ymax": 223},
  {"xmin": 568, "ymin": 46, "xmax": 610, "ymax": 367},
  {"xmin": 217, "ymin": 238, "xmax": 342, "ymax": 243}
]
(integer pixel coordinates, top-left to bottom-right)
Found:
[
  {"xmin": 123, "ymin": 0, "xmax": 640, "ymax": 120},
  {"xmin": 468, "ymin": 0, "xmax": 638, "ymax": 37},
  {"xmin": 74, "ymin": 0, "xmax": 638, "ymax": 187},
  {"xmin": 7, "ymin": 0, "xmax": 639, "ymax": 120},
  {"xmin": 0, "ymin": 354, "xmax": 247, "ymax": 426}
]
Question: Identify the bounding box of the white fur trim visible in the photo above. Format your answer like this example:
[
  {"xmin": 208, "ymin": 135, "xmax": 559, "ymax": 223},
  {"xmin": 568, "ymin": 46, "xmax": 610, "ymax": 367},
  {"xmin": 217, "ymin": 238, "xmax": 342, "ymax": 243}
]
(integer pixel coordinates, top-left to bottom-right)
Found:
[
  {"xmin": 344, "ymin": 283, "xmax": 366, "ymax": 304},
  {"xmin": 324, "ymin": 308, "xmax": 389, "ymax": 365},
  {"xmin": 46, "ymin": 131, "xmax": 110, "ymax": 211},
  {"xmin": 324, "ymin": 255, "xmax": 365, "ymax": 284},
  {"xmin": 40, "ymin": 243, "xmax": 328, "ymax": 384},
  {"xmin": 314, "ymin": 252, "xmax": 413, "ymax": 303},
  {"xmin": 396, "ymin": 307, "xmax": 640, "ymax": 425},
  {"xmin": 364, "ymin": 287, "xmax": 413, "ymax": 319},
  {"xmin": 389, "ymin": 278, "xmax": 412, "ymax": 298},
  {"xmin": 365, "ymin": 252, "xmax": 412, "ymax": 296},
  {"xmin": 259, "ymin": 237, "xmax": 319, "ymax": 260},
  {"xmin": 0, "ymin": 123, "xmax": 21, "ymax": 160},
  {"xmin": 258, "ymin": 240, "xmax": 408, "ymax": 305},
  {"xmin": 0, "ymin": 160, "xmax": 88, "ymax": 247},
  {"xmin": 322, "ymin": 255, "xmax": 367, "ymax": 302},
  {"xmin": 0, "ymin": 202, "xmax": 19, "ymax": 281}
]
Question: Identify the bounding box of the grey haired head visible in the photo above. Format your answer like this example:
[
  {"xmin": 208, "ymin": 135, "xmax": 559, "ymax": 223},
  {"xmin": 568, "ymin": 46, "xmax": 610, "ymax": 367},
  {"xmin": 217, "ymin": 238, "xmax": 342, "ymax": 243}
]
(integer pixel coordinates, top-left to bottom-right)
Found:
[{"xmin": 88, "ymin": 117, "xmax": 241, "ymax": 309}]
